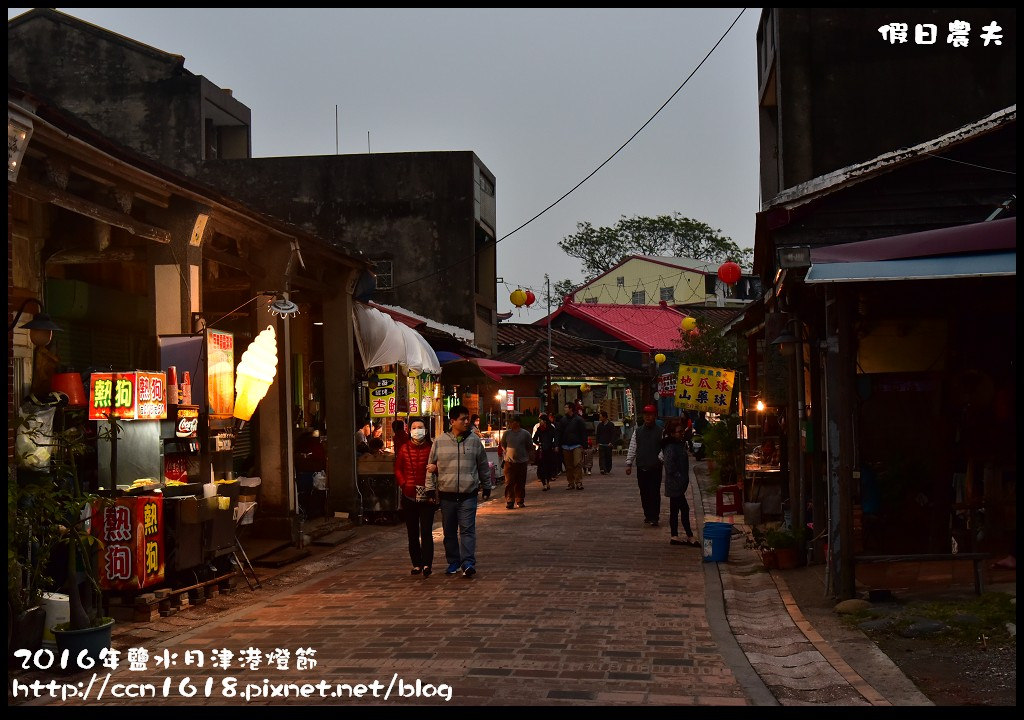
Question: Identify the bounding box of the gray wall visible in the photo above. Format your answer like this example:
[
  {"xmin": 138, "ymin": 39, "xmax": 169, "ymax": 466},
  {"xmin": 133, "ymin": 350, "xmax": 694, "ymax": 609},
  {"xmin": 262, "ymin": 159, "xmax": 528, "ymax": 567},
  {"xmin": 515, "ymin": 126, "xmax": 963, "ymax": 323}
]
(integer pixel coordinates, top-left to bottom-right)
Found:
[
  {"xmin": 760, "ymin": 8, "xmax": 1017, "ymax": 197},
  {"xmin": 8, "ymin": 9, "xmax": 251, "ymax": 177},
  {"xmin": 200, "ymin": 152, "xmax": 496, "ymax": 339}
]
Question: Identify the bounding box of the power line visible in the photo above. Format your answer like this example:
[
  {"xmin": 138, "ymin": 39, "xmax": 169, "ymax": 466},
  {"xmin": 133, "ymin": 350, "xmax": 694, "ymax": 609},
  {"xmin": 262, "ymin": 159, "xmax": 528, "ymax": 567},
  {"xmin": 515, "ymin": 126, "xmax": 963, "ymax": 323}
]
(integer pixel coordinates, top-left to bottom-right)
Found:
[{"xmin": 391, "ymin": 8, "xmax": 749, "ymax": 292}]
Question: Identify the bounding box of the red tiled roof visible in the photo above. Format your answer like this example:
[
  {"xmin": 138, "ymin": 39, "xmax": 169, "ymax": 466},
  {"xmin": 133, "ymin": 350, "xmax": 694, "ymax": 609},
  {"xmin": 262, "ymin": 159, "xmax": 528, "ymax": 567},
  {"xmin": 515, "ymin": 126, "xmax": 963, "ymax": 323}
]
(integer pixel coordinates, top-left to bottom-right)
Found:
[{"xmin": 536, "ymin": 300, "xmax": 687, "ymax": 352}]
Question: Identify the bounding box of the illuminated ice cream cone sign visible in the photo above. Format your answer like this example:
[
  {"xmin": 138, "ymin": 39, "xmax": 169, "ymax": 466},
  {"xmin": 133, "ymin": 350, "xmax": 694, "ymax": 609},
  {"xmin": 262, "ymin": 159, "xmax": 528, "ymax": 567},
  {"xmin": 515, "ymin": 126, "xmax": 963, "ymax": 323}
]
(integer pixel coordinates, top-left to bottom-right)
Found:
[{"xmin": 233, "ymin": 325, "xmax": 278, "ymax": 421}]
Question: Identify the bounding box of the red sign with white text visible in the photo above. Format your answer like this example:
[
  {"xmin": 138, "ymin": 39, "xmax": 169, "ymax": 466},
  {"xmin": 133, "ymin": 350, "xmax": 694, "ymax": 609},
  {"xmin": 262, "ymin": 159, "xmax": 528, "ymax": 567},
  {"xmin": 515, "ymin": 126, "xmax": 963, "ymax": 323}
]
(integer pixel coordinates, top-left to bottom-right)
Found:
[
  {"xmin": 88, "ymin": 371, "xmax": 168, "ymax": 420},
  {"xmin": 97, "ymin": 495, "xmax": 165, "ymax": 590}
]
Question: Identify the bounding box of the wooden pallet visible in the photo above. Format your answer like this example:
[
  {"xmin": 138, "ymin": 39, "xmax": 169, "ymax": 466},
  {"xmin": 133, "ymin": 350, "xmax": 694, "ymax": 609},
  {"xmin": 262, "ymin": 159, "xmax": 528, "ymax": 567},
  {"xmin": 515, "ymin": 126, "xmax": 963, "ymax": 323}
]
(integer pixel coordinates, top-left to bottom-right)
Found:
[{"xmin": 106, "ymin": 572, "xmax": 239, "ymax": 622}]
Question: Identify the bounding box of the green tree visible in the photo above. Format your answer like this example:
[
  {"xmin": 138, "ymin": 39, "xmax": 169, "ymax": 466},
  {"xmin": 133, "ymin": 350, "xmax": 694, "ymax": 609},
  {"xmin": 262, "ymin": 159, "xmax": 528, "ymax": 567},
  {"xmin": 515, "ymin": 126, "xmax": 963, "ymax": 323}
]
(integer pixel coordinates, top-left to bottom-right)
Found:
[
  {"xmin": 558, "ymin": 213, "xmax": 752, "ymax": 281},
  {"xmin": 674, "ymin": 315, "xmax": 742, "ymax": 370},
  {"xmin": 541, "ymin": 278, "xmax": 578, "ymax": 309}
]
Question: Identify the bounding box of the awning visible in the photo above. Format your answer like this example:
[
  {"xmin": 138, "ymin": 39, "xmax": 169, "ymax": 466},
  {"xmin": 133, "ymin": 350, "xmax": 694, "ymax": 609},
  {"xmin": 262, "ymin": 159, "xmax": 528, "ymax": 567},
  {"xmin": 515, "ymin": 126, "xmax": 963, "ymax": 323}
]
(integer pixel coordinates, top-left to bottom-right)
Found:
[
  {"xmin": 805, "ymin": 252, "xmax": 1015, "ymax": 284},
  {"xmin": 438, "ymin": 353, "xmax": 524, "ymax": 382},
  {"xmin": 353, "ymin": 304, "xmax": 440, "ymax": 374}
]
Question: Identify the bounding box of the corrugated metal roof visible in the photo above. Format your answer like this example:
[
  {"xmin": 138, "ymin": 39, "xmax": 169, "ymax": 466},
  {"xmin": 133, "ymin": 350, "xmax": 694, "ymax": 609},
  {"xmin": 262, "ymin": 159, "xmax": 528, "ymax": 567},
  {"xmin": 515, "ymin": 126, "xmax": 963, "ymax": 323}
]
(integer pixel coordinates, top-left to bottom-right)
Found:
[{"xmin": 538, "ymin": 302, "xmax": 687, "ymax": 352}]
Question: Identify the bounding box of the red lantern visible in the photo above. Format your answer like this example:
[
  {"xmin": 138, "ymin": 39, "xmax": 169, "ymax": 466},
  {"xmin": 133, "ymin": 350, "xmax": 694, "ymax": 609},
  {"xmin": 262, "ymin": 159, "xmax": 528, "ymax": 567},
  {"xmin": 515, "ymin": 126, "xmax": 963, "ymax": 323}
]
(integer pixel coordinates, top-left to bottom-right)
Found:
[
  {"xmin": 524, "ymin": 290, "xmax": 536, "ymax": 307},
  {"xmin": 717, "ymin": 261, "xmax": 742, "ymax": 286}
]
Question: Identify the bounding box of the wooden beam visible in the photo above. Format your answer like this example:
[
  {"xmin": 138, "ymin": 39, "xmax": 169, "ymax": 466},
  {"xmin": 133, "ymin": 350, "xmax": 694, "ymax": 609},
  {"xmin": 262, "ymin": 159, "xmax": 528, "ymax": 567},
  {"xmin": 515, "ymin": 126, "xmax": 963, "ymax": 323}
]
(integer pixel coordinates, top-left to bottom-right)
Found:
[
  {"xmin": 203, "ymin": 246, "xmax": 265, "ymax": 279},
  {"xmin": 47, "ymin": 247, "xmax": 146, "ymax": 264},
  {"xmin": 14, "ymin": 178, "xmax": 172, "ymax": 244},
  {"xmin": 290, "ymin": 273, "xmax": 334, "ymax": 295}
]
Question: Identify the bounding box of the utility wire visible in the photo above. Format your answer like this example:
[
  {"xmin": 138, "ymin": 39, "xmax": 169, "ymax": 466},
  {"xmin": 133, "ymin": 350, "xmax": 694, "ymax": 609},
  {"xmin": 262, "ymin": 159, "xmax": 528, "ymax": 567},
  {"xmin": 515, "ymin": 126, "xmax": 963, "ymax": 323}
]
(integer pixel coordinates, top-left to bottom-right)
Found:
[{"xmin": 391, "ymin": 8, "xmax": 749, "ymax": 292}]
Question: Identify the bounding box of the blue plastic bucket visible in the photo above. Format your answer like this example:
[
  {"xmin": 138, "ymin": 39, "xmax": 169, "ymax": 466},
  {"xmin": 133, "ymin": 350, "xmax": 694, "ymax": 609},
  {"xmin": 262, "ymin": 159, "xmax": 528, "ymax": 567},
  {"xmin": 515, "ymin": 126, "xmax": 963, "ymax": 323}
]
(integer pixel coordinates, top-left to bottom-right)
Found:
[{"xmin": 702, "ymin": 522, "xmax": 733, "ymax": 563}]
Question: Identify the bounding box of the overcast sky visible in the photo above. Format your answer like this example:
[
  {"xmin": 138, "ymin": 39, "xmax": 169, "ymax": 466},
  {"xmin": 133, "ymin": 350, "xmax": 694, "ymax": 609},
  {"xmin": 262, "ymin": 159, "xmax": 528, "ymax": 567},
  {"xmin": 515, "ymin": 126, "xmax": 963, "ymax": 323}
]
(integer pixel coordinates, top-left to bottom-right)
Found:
[{"xmin": 9, "ymin": 8, "xmax": 761, "ymax": 317}]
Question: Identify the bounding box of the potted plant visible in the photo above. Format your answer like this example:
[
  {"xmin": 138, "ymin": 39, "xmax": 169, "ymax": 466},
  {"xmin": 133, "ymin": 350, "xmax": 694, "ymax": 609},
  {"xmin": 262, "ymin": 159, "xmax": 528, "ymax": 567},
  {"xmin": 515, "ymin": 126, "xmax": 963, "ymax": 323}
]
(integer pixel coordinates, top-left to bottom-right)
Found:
[
  {"xmin": 9, "ymin": 407, "xmax": 79, "ymax": 659},
  {"xmin": 701, "ymin": 416, "xmax": 742, "ymax": 488},
  {"xmin": 8, "ymin": 465, "xmax": 52, "ymax": 658},
  {"xmin": 763, "ymin": 525, "xmax": 806, "ymax": 570},
  {"xmin": 49, "ymin": 416, "xmax": 114, "ymax": 669},
  {"xmin": 13, "ymin": 401, "xmax": 113, "ymax": 667},
  {"xmin": 745, "ymin": 525, "xmax": 774, "ymax": 569}
]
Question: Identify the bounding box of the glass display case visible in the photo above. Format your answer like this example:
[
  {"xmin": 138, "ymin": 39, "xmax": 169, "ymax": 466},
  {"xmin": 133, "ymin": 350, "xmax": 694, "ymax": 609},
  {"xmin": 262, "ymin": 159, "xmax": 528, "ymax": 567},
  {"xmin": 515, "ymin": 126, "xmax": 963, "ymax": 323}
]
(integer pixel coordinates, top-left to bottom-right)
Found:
[{"xmin": 742, "ymin": 408, "xmax": 783, "ymax": 517}]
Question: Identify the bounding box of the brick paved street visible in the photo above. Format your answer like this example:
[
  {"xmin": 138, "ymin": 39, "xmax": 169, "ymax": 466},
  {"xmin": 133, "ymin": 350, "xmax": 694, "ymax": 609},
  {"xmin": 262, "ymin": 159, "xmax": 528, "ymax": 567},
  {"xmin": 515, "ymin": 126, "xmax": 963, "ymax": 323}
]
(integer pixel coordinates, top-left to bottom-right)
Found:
[{"xmin": 14, "ymin": 460, "xmax": 760, "ymax": 707}]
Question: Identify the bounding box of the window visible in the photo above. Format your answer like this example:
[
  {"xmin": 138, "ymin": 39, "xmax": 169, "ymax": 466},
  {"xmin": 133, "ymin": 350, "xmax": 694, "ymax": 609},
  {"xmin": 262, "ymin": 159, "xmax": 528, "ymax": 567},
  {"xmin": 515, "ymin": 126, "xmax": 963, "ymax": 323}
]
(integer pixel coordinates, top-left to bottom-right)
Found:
[
  {"xmin": 705, "ymin": 274, "xmax": 717, "ymax": 295},
  {"xmin": 659, "ymin": 286, "xmax": 675, "ymax": 302},
  {"xmin": 371, "ymin": 259, "xmax": 393, "ymax": 291},
  {"xmin": 584, "ymin": 297, "xmax": 598, "ymax": 304},
  {"xmin": 631, "ymin": 290, "xmax": 646, "ymax": 305},
  {"xmin": 616, "ymin": 276, "xmax": 625, "ymax": 287}
]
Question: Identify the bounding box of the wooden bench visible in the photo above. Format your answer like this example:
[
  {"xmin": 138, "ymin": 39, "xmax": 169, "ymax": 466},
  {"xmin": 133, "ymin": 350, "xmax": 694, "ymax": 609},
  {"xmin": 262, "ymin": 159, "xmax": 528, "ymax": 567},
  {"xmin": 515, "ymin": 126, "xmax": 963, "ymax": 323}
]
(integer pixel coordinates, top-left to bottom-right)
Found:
[{"xmin": 853, "ymin": 553, "xmax": 991, "ymax": 595}]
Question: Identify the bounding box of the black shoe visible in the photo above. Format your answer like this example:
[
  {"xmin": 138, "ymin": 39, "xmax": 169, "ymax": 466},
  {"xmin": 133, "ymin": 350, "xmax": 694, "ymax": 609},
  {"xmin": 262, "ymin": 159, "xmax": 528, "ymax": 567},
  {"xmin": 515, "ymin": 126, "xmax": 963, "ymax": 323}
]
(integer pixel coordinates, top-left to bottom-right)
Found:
[
  {"xmin": 650, "ymin": 521, "xmax": 659, "ymax": 527},
  {"xmin": 516, "ymin": 502, "xmax": 525, "ymax": 508},
  {"xmin": 670, "ymin": 538, "xmax": 686, "ymax": 546},
  {"xmin": 506, "ymin": 502, "xmax": 515, "ymax": 509},
  {"xmin": 422, "ymin": 566, "xmax": 432, "ymax": 577},
  {"xmin": 411, "ymin": 566, "xmax": 422, "ymax": 575}
]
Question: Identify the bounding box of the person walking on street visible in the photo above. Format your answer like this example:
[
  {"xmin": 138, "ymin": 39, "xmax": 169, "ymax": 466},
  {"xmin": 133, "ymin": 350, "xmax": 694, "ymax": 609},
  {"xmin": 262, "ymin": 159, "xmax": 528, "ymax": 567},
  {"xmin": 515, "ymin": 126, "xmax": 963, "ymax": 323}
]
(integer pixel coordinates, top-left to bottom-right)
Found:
[
  {"xmin": 596, "ymin": 410, "xmax": 619, "ymax": 474},
  {"xmin": 426, "ymin": 405, "xmax": 492, "ymax": 578},
  {"xmin": 500, "ymin": 415, "xmax": 533, "ymax": 508},
  {"xmin": 557, "ymin": 402, "xmax": 588, "ymax": 490},
  {"xmin": 532, "ymin": 414, "xmax": 558, "ymax": 491},
  {"xmin": 662, "ymin": 418, "xmax": 697, "ymax": 546},
  {"xmin": 625, "ymin": 404, "xmax": 664, "ymax": 526},
  {"xmin": 394, "ymin": 419, "xmax": 438, "ymax": 576}
]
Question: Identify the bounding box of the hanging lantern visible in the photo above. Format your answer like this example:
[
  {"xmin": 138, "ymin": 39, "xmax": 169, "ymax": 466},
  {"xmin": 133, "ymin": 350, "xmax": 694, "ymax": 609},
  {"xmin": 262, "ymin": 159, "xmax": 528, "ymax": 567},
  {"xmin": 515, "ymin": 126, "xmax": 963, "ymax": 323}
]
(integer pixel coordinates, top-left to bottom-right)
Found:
[
  {"xmin": 524, "ymin": 290, "xmax": 536, "ymax": 307},
  {"xmin": 654, "ymin": 353, "xmax": 666, "ymax": 365},
  {"xmin": 510, "ymin": 288, "xmax": 527, "ymax": 307},
  {"xmin": 550, "ymin": 383, "xmax": 560, "ymax": 394},
  {"xmin": 580, "ymin": 383, "xmax": 591, "ymax": 394},
  {"xmin": 717, "ymin": 261, "xmax": 742, "ymax": 286},
  {"xmin": 681, "ymin": 316, "xmax": 697, "ymax": 332}
]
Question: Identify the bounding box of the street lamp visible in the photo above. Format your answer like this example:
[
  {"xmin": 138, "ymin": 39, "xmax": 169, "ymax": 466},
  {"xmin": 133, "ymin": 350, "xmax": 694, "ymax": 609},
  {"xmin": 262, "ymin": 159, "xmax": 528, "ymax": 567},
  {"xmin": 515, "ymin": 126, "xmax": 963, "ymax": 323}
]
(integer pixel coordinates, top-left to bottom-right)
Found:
[{"xmin": 9, "ymin": 298, "xmax": 62, "ymax": 347}]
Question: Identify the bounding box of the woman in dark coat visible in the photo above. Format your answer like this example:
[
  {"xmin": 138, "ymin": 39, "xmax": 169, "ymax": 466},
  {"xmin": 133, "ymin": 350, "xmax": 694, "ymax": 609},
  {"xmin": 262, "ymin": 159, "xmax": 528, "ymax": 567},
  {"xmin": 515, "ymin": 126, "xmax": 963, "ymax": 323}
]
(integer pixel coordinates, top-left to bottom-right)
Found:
[
  {"xmin": 532, "ymin": 414, "xmax": 558, "ymax": 491},
  {"xmin": 662, "ymin": 419, "xmax": 697, "ymax": 546}
]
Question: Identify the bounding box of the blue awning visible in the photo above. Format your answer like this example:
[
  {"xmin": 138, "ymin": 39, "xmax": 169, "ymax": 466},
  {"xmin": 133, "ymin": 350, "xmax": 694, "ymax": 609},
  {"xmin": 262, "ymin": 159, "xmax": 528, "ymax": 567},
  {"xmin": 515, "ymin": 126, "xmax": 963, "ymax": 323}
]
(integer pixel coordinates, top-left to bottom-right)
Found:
[{"xmin": 804, "ymin": 252, "xmax": 1016, "ymax": 284}]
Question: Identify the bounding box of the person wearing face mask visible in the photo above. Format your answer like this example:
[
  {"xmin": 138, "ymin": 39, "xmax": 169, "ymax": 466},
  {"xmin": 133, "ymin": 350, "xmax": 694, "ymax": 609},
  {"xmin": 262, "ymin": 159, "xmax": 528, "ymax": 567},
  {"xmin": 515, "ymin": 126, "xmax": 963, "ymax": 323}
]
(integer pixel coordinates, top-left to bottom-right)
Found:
[{"xmin": 394, "ymin": 419, "xmax": 438, "ymax": 577}]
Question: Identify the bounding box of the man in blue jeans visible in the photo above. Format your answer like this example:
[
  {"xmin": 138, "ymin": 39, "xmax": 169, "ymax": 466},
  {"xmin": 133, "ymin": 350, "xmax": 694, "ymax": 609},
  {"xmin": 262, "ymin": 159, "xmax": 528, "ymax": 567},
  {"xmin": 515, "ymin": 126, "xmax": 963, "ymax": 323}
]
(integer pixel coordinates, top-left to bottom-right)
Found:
[{"xmin": 425, "ymin": 404, "xmax": 492, "ymax": 578}]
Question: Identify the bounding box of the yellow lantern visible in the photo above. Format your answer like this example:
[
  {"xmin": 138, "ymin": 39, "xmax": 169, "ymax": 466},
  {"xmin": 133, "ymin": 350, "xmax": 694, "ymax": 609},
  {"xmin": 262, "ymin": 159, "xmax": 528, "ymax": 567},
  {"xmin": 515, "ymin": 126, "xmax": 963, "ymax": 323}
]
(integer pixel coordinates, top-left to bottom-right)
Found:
[
  {"xmin": 510, "ymin": 288, "xmax": 527, "ymax": 307},
  {"xmin": 550, "ymin": 383, "xmax": 560, "ymax": 394},
  {"xmin": 580, "ymin": 383, "xmax": 591, "ymax": 394},
  {"xmin": 681, "ymin": 316, "xmax": 697, "ymax": 332},
  {"xmin": 654, "ymin": 353, "xmax": 667, "ymax": 365}
]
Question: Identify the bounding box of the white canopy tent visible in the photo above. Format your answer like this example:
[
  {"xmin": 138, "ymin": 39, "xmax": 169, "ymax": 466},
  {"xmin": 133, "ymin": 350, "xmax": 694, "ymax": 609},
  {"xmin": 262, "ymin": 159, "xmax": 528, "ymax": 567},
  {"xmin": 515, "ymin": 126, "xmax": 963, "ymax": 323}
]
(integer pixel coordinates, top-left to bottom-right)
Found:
[{"xmin": 353, "ymin": 303, "xmax": 441, "ymax": 374}]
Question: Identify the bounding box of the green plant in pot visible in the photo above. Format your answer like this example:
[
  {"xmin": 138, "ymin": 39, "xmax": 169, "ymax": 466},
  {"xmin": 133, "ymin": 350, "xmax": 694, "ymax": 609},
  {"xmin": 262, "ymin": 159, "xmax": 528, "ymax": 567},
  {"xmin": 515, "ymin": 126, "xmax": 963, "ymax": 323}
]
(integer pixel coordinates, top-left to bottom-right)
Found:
[
  {"xmin": 701, "ymin": 415, "xmax": 742, "ymax": 488},
  {"xmin": 50, "ymin": 418, "xmax": 115, "ymax": 669},
  {"xmin": 13, "ymin": 402, "xmax": 114, "ymax": 667},
  {"xmin": 762, "ymin": 525, "xmax": 806, "ymax": 570},
  {"xmin": 9, "ymin": 406, "xmax": 82, "ymax": 658}
]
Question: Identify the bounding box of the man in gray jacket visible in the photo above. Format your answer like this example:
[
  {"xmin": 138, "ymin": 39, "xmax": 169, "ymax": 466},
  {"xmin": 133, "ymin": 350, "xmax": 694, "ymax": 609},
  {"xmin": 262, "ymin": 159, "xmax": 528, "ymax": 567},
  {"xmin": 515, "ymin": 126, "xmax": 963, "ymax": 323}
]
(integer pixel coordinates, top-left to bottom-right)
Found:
[
  {"xmin": 426, "ymin": 404, "xmax": 493, "ymax": 578},
  {"xmin": 625, "ymin": 404, "xmax": 665, "ymax": 526}
]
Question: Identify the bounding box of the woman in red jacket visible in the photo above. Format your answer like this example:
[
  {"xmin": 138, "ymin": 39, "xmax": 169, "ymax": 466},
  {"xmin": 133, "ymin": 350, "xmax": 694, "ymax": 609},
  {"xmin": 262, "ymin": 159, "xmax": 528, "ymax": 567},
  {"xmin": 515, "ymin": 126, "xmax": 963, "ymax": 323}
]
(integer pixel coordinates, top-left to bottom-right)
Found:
[{"xmin": 394, "ymin": 419, "xmax": 437, "ymax": 576}]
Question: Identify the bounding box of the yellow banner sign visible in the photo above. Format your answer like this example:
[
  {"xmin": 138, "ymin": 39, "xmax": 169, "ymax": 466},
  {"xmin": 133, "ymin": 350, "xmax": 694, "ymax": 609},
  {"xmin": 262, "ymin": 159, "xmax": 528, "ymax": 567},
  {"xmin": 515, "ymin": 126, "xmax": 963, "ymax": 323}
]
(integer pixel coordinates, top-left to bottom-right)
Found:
[{"xmin": 674, "ymin": 365, "xmax": 736, "ymax": 413}]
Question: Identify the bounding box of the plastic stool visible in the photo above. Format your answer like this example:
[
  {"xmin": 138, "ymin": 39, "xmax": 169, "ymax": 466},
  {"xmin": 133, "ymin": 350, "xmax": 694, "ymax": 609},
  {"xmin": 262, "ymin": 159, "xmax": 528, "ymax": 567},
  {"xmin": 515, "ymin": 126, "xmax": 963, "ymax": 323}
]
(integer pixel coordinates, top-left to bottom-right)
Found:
[{"xmin": 716, "ymin": 484, "xmax": 742, "ymax": 516}]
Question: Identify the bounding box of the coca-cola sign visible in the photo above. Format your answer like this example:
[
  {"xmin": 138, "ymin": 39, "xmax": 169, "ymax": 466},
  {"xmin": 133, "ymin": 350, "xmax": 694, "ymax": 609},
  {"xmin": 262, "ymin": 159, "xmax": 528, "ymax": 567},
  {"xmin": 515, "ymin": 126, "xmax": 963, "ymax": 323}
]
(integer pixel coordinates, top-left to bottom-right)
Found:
[{"xmin": 175, "ymin": 406, "xmax": 199, "ymax": 438}]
